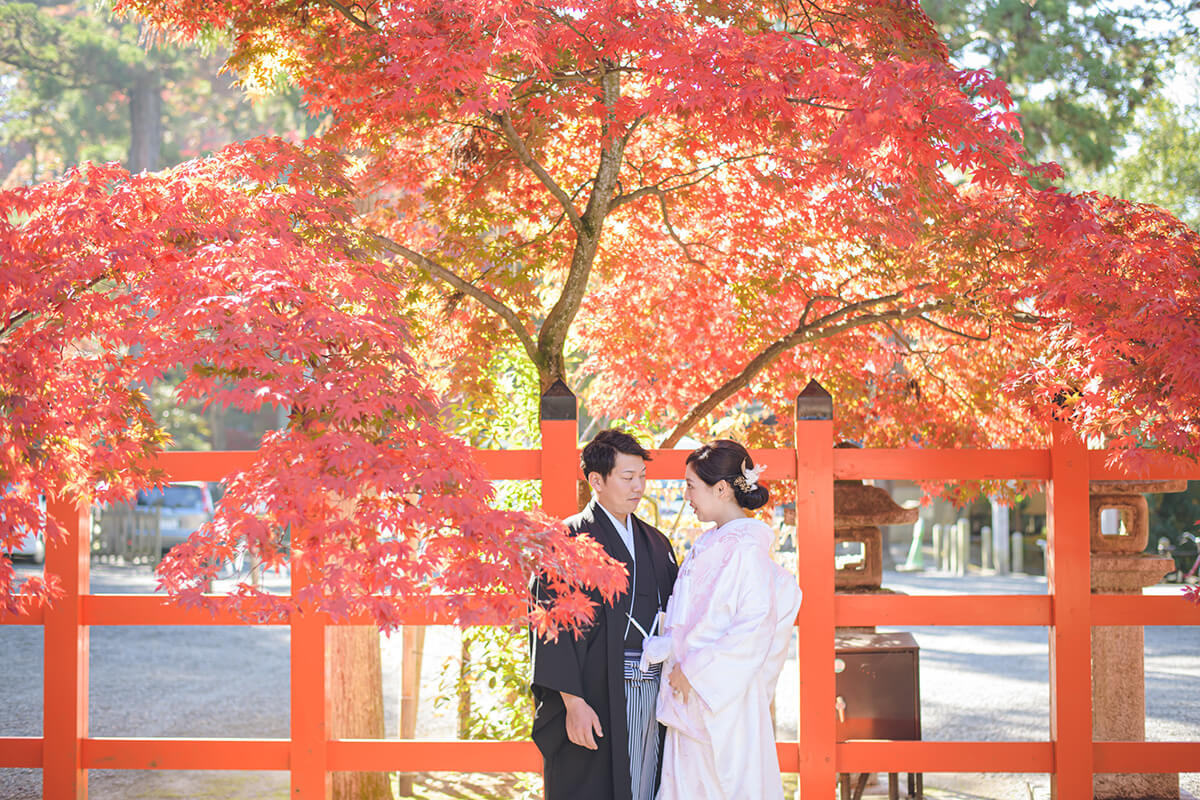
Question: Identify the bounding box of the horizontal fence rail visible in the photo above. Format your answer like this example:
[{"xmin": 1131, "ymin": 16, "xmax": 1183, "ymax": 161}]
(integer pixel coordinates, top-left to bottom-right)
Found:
[
  {"xmin": 4, "ymin": 736, "xmax": 1198, "ymax": 774},
  {"xmin": 3, "ymin": 389, "xmax": 1200, "ymax": 799}
]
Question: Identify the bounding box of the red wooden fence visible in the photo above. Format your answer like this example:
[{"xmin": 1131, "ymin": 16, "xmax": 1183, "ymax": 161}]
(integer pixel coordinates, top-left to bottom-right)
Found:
[{"xmin": 3, "ymin": 383, "xmax": 1199, "ymax": 799}]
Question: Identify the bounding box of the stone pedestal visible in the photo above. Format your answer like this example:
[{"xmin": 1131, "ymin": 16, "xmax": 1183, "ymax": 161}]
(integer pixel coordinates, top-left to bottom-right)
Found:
[
  {"xmin": 1086, "ymin": 479, "xmax": 1185, "ymax": 799},
  {"xmin": 1091, "ymin": 554, "xmax": 1178, "ymax": 800},
  {"xmin": 832, "ymin": 478, "xmax": 918, "ymax": 637}
]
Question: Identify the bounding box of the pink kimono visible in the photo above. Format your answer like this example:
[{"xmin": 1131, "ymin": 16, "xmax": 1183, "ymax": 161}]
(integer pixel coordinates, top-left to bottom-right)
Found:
[{"xmin": 640, "ymin": 517, "xmax": 802, "ymax": 800}]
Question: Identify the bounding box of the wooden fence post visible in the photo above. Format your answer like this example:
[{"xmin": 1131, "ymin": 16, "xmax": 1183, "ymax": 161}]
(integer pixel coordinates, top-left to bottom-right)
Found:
[
  {"xmin": 291, "ymin": 556, "xmax": 331, "ymax": 799},
  {"xmin": 42, "ymin": 498, "xmax": 90, "ymax": 800},
  {"xmin": 539, "ymin": 379, "xmax": 578, "ymax": 519},
  {"xmin": 795, "ymin": 380, "xmax": 835, "ymax": 798},
  {"xmin": 1047, "ymin": 420, "xmax": 1093, "ymax": 798}
]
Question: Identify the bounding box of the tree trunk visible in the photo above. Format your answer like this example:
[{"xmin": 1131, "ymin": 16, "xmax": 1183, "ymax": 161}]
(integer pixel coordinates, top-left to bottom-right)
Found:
[
  {"xmin": 456, "ymin": 635, "xmax": 472, "ymax": 738},
  {"xmin": 208, "ymin": 402, "xmax": 227, "ymax": 450},
  {"xmin": 127, "ymin": 69, "xmax": 162, "ymax": 173},
  {"xmin": 327, "ymin": 625, "xmax": 394, "ymax": 800},
  {"xmin": 396, "ymin": 626, "xmax": 425, "ymax": 797}
]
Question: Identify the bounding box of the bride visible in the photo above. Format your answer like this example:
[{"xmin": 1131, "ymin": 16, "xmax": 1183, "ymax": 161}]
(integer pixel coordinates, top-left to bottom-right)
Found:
[{"xmin": 640, "ymin": 439, "xmax": 802, "ymax": 800}]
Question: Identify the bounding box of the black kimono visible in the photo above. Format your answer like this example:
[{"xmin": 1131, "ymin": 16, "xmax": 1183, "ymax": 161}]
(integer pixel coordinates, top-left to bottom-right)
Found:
[{"xmin": 531, "ymin": 500, "xmax": 679, "ymax": 800}]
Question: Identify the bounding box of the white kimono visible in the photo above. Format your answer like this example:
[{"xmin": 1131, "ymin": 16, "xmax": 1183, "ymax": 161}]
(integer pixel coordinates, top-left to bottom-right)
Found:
[{"xmin": 641, "ymin": 517, "xmax": 802, "ymax": 800}]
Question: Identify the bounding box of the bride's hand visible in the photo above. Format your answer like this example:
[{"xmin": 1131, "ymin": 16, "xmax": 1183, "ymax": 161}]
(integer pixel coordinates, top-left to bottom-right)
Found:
[{"xmin": 668, "ymin": 665, "xmax": 692, "ymax": 703}]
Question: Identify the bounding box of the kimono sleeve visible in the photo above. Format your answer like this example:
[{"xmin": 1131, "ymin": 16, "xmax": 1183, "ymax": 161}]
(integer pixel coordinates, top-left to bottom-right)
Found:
[
  {"xmin": 676, "ymin": 545, "xmax": 777, "ymax": 715},
  {"xmin": 530, "ymin": 574, "xmax": 588, "ymax": 698}
]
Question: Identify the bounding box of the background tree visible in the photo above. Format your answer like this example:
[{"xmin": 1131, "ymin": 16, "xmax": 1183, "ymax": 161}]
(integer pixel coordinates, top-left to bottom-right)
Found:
[
  {"xmin": 0, "ymin": 139, "xmax": 624, "ymax": 625},
  {"xmin": 922, "ymin": 0, "xmax": 1200, "ymax": 173},
  {"xmin": 1090, "ymin": 91, "xmax": 1200, "ymax": 230},
  {"xmin": 118, "ymin": 0, "xmax": 1025, "ymax": 438},
  {"xmin": 0, "ymin": 0, "xmax": 315, "ymax": 183},
  {"xmin": 1148, "ymin": 487, "xmax": 1200, "ymax": 553}
]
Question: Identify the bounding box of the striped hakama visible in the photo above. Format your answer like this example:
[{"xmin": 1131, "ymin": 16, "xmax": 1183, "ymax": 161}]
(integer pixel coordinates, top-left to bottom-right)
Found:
[{"xmin": 624, "ymin": 651, "xmax": 662, "ymax": 800}]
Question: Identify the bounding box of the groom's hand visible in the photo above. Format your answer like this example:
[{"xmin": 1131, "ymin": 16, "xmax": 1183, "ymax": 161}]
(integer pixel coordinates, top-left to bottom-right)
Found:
[{"xmin": 561, "ymin": 692, "xmax": 603, "ymax": 750}]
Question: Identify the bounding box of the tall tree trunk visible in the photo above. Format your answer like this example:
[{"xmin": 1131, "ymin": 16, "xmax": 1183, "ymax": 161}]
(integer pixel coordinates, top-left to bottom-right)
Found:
[
  {"xmin": 327, "ymin": 626, "xmax": 394, "ymax": 800},
  {"xmin": 396, "ymin": 626, "xmax": 425, "ymax": 797},
  {"xmin": 208, "ymin": 402, "xmax": 227, "ymax": 450},
  {"xmin": 456, "ymin": 635, "xmax": 472, "ymax": 738},
  {"xmin": 128, "ymin": 70, "xmax": 162, "ymax": 173}
]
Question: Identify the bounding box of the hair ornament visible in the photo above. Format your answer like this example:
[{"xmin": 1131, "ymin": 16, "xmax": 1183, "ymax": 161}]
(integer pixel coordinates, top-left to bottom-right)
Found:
[{"xmin": 732, "ymin": 459, "xmax": 766, "ymax": 492}]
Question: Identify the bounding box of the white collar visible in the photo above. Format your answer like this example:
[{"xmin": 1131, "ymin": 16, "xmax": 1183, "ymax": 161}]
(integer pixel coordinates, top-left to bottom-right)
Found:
[{"xmin": 596, "ymin": 501, "xmax": 636, "ymax": 561}]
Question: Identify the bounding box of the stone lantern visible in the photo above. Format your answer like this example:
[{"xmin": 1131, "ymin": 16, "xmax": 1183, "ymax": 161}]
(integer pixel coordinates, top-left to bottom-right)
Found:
[
  {"xmin": 1089, "ymin": 478, "xmax": 1185, "ymax": 800},
  {"xmin": 834, "ymin": 479, "xmax": 920, "ymax": 591},
  {"xmin": 834, "ymin": 474, "xmax": 919, "ymax": 635}
]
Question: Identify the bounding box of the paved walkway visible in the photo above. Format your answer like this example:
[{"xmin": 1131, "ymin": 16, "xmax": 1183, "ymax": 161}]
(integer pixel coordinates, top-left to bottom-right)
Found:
[{"xmin": 843, "ymin": 569, "xmax": 1200, "ymax": 799}]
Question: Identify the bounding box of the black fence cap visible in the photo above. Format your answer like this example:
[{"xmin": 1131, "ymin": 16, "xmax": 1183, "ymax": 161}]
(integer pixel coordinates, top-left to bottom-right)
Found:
[
  {"xmin": 796, "ymin": 379, "xmax": 833, "ymax": 420},
  {"xmin": 540, "ymin": 379, "xmax": 577, "ymax": 421}
]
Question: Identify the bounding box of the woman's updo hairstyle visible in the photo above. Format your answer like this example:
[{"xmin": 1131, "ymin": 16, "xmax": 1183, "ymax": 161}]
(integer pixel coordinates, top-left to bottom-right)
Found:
[{"xmin": 685, "ymin": 439, "xmax": 770, "ymax": 510}]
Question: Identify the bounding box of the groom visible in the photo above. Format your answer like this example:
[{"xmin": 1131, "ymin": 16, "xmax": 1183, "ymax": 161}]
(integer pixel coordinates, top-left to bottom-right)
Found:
[{"xmin": 531, "ymin": 428, "xmax": 679, "ymax": 800}]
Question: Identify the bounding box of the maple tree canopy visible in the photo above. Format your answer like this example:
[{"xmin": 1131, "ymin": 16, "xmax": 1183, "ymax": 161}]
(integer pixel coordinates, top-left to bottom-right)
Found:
[
  {"xmin": 0, "ymin": 140, "xmax": 625, "ymax": 625},
  {"xmin": 112, "ymin": 0, "xmax": 1200, "ymax": 453},
  {"xmin": 4, "ymin": 0, "xmax": 1199, "ymax": 613}
]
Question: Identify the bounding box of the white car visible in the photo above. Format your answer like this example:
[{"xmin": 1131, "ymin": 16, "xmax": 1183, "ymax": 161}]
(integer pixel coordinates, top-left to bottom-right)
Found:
[
  {"xmin": 10, "ymin": 527, "xmax": 46, "ymax": 564},
  {"xmin": 134, "ymin": 482, "xmax": 215, "ymax": 550},
  {"xmin": 3, "ymin": 492, "xmax": 46, "ymax": 564}
]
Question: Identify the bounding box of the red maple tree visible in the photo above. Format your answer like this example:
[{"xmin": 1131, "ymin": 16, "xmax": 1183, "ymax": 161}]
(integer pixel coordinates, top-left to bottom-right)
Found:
[
  {"xmin": 5, "ymin": 0, "xmax": 1199, "ymax": 612},
  {"xmin": 0, "ymin": 139, "xmax": 624, "ymax": 621},
  {"xmin": 113, "ymin": 0, "xmax": 1200, "ymax": 458}
]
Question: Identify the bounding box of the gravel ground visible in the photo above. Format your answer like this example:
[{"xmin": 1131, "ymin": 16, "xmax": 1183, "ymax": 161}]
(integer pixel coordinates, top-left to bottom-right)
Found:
[
  {"xmin": 2, "ymin": 561, "xmax": 1197, "ymax": 800},
  {"xmin": 879, "ymin": 571, "xmax": 1200, "ymax": 799}
]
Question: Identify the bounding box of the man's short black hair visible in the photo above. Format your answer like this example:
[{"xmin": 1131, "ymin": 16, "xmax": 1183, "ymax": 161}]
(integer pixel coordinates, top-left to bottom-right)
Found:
[{"xmin": 580, "ymin": 428, "xmax": 651, "ymax": 480}]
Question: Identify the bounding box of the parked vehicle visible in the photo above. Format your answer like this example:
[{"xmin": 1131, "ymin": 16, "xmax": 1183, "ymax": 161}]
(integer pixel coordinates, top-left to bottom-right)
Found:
[
  {"xmin": 96, "ymin": 482, "xmax": 215, "ymax": 559},
  {"xmin": 2, "ymin": 489, "xmax": 46, "ymax": 564},
  {"xmin": 11, "ymin": 527, "xmax": 46, "ymax": 564},
  {"xmin": 135, "ymin": 482, "xmax": 214, "ymax": 550}
]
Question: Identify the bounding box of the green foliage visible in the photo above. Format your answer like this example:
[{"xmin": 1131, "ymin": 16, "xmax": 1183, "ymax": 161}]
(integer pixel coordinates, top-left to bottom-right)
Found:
[
  {"xmin": 440, "ymin": 344, "xmax": 542, "ymax": 449},
  {"xmin": 1087, "ymin": 91, "xmax": 1200, "ymax": 230},
  {"xmin": 0, "ymin": 0, "xmax": 147, "ymax": 173},
  {"xmin": 433, "ymin": 342, "xmax": 539, "ymax": 753},
  {"xmin": 1148, "ymin": 481, "xmax": 1200, "ymax": 549},
  {"xmin": 0, "ymin": 0, "xmax": 313, "ymax": 181},
  {"xmin": 923, "ymin": 0, "xmax": 1198, "ymax": 172},
  {"xmin": 145, "ymin": 373, "xmax": 212, "ymax": 450},
  {"xmin": 434, "ymin": 624, "xmax": 535, "ymax": 741}
]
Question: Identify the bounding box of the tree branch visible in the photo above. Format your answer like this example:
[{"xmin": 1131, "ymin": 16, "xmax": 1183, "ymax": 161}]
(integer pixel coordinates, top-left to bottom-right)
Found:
[
  {"xmin": 313, "ymin": 0, "xmax": 376, "ymax": 32},
  {"xmin": 495, "ymin": 111, "xmax": 584, "ymax": 233},
  {"xmin": 802, "ymin": 287, "xmax": 921, "ymax": 331},
  {"xmin": 785, "ymin": 95, "xmax": 853, "ymax": 112},
  {"xmin": 797, "ymin": 293, "xmax": 843, "ymax": 327},
  {"xmin": 535, "ymin": 64, "xmax": 632, "ymax": 379},
  {"xmin": 659, "ymin": 296, "xmax": 948, "ymax": 447},
  {"xmin": 883, "ymin": 320, "xmax": 979, "ymax": 410},
  {"xmin": 537, "ymin": 5, "xmax": 603, "ymax": 56},
  {"xmin": 370, "ymin": 234, "xmax": 540, "ymax": 366},
  {"xmin": 916, "ymin": 314, "xmax": 992, "ymax": 341},
  {"xmin": 610, "ymin": 152, "xmax": 769, "ymax": 211},
  {"xmin": 2, "ymin": 274, "xmax": 109, "ymax": 338},
  {"xmin": 655, "ymin": 190, "xmax": 728, "ymax": 282}
]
